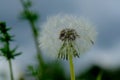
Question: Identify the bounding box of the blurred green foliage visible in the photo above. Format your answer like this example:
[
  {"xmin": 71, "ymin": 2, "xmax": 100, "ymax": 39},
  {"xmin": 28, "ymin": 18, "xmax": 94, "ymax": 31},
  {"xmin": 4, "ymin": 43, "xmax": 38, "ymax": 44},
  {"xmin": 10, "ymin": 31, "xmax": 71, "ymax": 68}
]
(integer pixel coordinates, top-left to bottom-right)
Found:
[
  {"xmin": 20, "ymin": 0, "xmax": 39, "ymax": 23},
  {"xmin": 77, "ymin": 66, "xmax": 120, "ymax": 80},
  {"xmin": 19, "ymin": 0, "xmax": 67, "ymax": 80},
  {"xmin": 28, "ymin": 62, "xmax": 66, "ymax": 80},
  {"xmin": 0, "ymin": 22, "xmax": 21, "ymax": 80},
  {"xmin": 0, "ymin": 22, "xmax": 21, "ymax": 60}
]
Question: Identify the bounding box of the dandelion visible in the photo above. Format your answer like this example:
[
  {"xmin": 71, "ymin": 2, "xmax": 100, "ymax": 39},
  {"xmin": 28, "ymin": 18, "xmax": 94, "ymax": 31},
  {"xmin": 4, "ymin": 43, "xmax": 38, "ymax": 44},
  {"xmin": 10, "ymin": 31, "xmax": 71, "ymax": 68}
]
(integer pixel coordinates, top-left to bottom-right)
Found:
[{"xmin": 39, "ymin": 14, "xmax": 97, "ymax": 80}]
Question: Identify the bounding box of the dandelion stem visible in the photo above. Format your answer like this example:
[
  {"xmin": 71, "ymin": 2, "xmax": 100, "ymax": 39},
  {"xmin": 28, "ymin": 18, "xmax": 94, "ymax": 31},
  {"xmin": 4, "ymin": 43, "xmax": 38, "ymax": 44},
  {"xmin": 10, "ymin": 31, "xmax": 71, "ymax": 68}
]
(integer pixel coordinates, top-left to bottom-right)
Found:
[
  {"xmin": 8, "ymin": 59, "xmax": 14, "ymax": 80},
  {"xmin": 68, "ymin": 54, "xmax": 75, "ymax": 80},
  {"xmin": 96, "ymin": 71, "xmax": 102, "ymax": 80}
]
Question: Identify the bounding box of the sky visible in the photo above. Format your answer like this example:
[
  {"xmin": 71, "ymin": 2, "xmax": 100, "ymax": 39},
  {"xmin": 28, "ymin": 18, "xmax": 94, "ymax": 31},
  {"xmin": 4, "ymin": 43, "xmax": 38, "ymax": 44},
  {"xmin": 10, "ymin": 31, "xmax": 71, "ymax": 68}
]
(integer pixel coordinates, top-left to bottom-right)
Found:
[{"xmin": 0, "ymin": 0, "xmax": 120, "ymax": 77}]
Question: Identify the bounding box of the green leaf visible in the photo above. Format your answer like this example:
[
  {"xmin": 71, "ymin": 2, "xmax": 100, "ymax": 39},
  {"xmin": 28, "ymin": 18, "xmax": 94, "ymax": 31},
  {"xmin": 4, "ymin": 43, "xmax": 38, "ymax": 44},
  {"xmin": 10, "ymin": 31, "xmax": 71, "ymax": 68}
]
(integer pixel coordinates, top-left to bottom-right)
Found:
[
  {"xmin": 10, "ymin": 46, "xmax": 18, "ymax": 54},
  {"xmin": 0, "ymin": 47, "xmax": 8, "ymax": 57},
  {"xmin": 13, "ymin": 52, "xmax": 22, "ymax": 57}
]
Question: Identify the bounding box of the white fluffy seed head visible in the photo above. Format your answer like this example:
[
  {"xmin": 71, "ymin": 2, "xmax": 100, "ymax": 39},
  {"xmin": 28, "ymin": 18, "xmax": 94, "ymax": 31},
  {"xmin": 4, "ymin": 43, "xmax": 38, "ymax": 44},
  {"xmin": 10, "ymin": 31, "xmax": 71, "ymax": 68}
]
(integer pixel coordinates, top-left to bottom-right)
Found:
[{"xmin": 39, "ymin": 14, "xmax": 97, "ymax": 59}]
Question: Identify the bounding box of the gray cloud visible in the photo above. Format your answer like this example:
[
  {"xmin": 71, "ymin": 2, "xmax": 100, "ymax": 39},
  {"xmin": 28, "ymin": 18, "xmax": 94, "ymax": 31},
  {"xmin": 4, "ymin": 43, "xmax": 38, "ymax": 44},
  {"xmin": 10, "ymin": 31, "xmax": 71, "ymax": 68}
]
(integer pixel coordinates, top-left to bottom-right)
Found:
[{"xmin": 77, "ymin": 0, "xmax": 120, "ymax": 48}]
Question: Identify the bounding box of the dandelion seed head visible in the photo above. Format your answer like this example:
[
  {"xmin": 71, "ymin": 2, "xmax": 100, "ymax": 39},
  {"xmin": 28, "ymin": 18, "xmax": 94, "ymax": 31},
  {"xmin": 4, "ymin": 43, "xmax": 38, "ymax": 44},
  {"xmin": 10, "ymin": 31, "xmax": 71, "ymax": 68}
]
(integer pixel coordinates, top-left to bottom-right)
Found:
[
  {"xmin": 39, "ymin": 14, "xmax": 97, "ymax": 59},
  {"xmin": 59, "ymin": 28, "xmax": 79, "ymax": 41}
]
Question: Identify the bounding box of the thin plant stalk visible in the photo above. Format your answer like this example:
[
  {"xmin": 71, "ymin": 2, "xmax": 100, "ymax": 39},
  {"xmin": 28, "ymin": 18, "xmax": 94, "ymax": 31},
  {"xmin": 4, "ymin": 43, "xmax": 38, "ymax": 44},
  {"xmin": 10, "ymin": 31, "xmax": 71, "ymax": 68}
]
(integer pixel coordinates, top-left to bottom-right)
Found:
[
  {"xmin": 6, "ymin": 34, "xmax": 14, "ymax": 80},
  {"xmin": 8, "ymin": 59, "xmax": 14, "ymax": 80},
  {"xmin": 20, "ymin": 0, "xmax": 44, "ymax": 68},
  {"xmin": 68, "ymin": 54, "xmax": 75, "ymax": 80},
  {"xmin": 7, "ymin": 43, "xmax": 14, "ymax": 80},
  {"xmin": 29, "ymin": 21, "xmax": 44, "ymax": 67}
]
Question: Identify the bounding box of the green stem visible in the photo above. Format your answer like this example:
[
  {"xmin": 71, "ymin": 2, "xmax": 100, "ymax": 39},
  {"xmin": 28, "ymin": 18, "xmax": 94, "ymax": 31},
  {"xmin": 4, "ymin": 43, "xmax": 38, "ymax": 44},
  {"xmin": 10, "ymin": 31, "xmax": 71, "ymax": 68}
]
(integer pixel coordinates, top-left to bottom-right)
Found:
[
  {"xmin": 96, "ymin": 71, "xmax": 102, "ymax": 80},
  {"xmin": 29, "ymin": 21, "xmax": 44, "ymax": 68},
  {"xmin": 68, "ymin": 54, "xmax": 75, "ymax": 80},
  {"xmin": 8, "ymin": 59, "xmax": 14, "ymax": 80},
  {"xmin": 20, "ymin": 0, "xmax": 45, "ymax": 67}
]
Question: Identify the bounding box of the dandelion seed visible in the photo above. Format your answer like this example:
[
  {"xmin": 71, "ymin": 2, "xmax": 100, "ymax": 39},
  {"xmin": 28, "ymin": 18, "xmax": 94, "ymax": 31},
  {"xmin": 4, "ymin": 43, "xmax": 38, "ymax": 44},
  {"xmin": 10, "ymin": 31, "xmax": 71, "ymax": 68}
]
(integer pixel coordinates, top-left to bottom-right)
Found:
[{"xmin": 39, "ymin": 14, "xmax": 97, "ymax": 60}]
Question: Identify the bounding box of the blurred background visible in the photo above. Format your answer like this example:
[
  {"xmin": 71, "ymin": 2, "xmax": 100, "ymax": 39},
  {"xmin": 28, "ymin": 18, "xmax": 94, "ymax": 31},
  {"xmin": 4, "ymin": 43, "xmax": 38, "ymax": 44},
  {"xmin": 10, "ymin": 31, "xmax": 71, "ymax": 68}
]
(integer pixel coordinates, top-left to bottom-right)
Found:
[{"xmin": 0, "ymin": 0, "xmax": 120, "ymax": 80}]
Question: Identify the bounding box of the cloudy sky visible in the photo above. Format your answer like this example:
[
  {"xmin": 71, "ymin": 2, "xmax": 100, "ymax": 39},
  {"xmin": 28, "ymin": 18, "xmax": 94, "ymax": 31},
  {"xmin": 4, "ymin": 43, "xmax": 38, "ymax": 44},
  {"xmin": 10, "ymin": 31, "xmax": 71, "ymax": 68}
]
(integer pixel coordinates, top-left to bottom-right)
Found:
[{"xmin": 0, "ymin": 0, "xmax": 120, "ymax": 76}]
